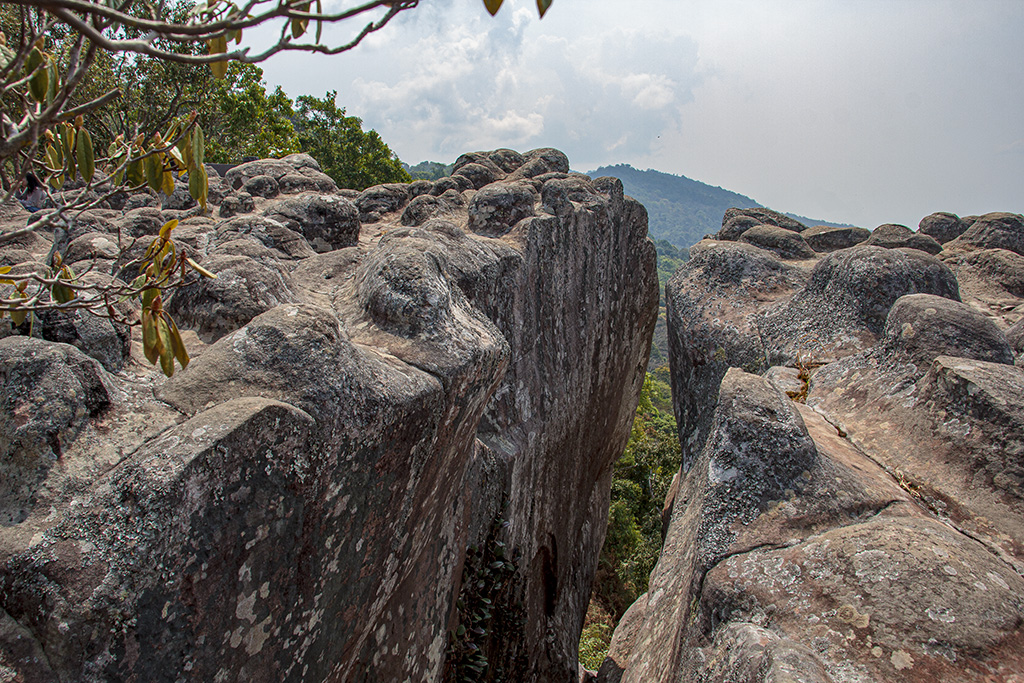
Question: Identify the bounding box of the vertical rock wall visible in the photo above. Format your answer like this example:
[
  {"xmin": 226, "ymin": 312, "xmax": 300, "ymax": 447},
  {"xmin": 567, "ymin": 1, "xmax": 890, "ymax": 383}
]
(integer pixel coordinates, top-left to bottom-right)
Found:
[
  {"xmin": 0, "ymin": 150, "xmax": 658, "ymax": 682},
  {"xmin": 604, "ymin": 211, "xmax": 1024, "ymax": 682}
]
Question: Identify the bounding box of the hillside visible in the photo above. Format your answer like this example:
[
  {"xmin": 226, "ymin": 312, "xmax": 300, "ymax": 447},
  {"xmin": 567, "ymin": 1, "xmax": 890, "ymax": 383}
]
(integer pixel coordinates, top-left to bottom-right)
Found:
[{"xmin": 586, "ymin": 164, "xmax": 851, "ymax": 248}]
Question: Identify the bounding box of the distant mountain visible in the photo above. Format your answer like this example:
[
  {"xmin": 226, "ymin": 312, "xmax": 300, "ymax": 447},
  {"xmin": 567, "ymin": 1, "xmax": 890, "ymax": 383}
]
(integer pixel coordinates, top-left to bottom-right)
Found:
[{"xmin": 586, "ymin": 164, "xmax": 851, "ymax": 248}]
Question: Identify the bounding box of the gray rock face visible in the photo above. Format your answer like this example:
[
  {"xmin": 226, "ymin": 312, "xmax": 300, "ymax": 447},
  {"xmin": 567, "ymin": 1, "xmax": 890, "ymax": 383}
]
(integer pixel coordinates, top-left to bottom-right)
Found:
[
  {"xmin": 468, "ymin": 181, "xmax": 537, "ymax": 236},
  {"xmin": 919, "ymin": 211, "xmax": 967, "ymax": 244},
  {"xmin": 114, "ymin": 207, "xmax": 165, "ymax": 238},
  {"xmin": 880, "ymin": 293, "xmax": 1013, "ymax": 367},
  {"xmin": 261, "ymin": 193, "xmax": 360, "ymax": 253},
  {"xmin": 165, "ymin": 254, "xmax": 295, "ymax": 342},
  {"xmin": 665, "ymin": 240, "xmax": 807, "ymax": 469},
  {"xmin": 942, "ymin": 248, "xmax": 1024, "ymax": 327},
  {"xmin": 355, "ymin": 183, "xmax": 411, "ymax": 222},
  {"xmin": 717, "ymin": 214, "xmax": 761, "ymax": 241},
  {"xmin": 723, "ymin": 207, "xmax": 807, "ymax": 232},
  {"xmin": 863, "ymin": 223, "xmax": 943, "ymax": 254},
  {"xmin": 739, "ymin": 224, "xmax": 816, "ymax": 259},
  {"xmin": 242, "ymin": 173, "xmax": 279, "ymax": 198},
  {"xmin": 0, "ymin": 149, "xmax": 658, "ymax": 683},
  {"xmin": 217, "ymin": 191, "xmax": 255, "ymax": 219},
  {"xmin": 946, "ymin": 211, "xmax": 1024, "ymax": 256},
  {"xmin": 627, "ymin": 204, "xmax": 1024, "ymax": 683},
  {"xmin": 213, "ymin": 213, "xmax": 315, "ymax": 260},
  {"xmin": 400, "ymin": 191, "xmax": 465, "ymax": 227},
  {"xmin": 223, "ymin": 154, "xmax": 336, "ymax": 195},
  {"xmin": 758, "ymin": 246, "xmax": 960, "ymax": 365},
  {"xmin": 802, "ymin": 224, "xmax": 871, "ymax": 252}
]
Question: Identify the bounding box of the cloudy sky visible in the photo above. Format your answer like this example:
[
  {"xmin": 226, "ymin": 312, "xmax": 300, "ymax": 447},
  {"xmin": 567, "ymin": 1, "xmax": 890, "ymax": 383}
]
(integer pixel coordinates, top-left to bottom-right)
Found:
[{"xmin": 254, "ymin": 0, "xmax": 1024, "ymax": 230}]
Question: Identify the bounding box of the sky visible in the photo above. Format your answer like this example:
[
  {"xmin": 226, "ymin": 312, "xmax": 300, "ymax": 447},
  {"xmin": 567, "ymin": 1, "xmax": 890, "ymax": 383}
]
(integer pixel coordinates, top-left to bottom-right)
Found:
[{"xmin": 251, "ymin": 0, "xmax": 1024, "ymax": 230}]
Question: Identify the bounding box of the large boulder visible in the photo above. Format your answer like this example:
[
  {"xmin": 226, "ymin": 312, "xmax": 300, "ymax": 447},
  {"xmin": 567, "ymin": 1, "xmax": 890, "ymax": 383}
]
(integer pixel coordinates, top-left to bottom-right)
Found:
[
  {"xmin": 468, "ymin": 181, "xmax": 537, "ymax": 237},
  {"xmin": 863, "ymin": 223, "xmax": 943, "ymax": 254},
  {"xmin": 262, "ymin": 193, "xmax": 360, "ymax": 253},
  {"xmin": 738, "ymin": 223, "xmax": 815, "ymax": 259},
  {"xmin": 802, "ymin": 224, "xmax": 871, "ymax": 252},
  {"xmin": 880, "ymin": 293, "xmax": 1014, "ymax": 367},
  {"xmin": 0, "ymin": 337, "xmax": 111, "ymax": 525},
  {"xmin": 212, "ymin": 214, "xmax": 316, "ymax": 259},
  {"xmin": 0, "ymin": 149, "xmax": 659, "ymax": 683},
  {"xmin": 757, "ymin": 245, "xmax": 961, "ymax": 366},
  {"xmin": 942, "ymin": 248, "xmax": 1024, "ymax": 325},
  {"xmin": 723, "ymin": 207, "xmax": 807, "ymax": 232},
  {"xmin": 716, "ymin": 214, "xmax": 761, "ymax": 241},
  {"xmin": 223, "ymin": 154, "xmax": 336, "ymax": 195},
  {"xmin": 919, "ymin": 211, "xmax": 967, "ymax": 244},
  {"xmin": 165, "ymin": 254, "xmax": 295, "ymax": 342},
  {"xmin": 609, "ymin": 368, "xmax": 1024, "ymax": 682},
  {"xmin": 355, "ymin": 183, "xmax": 411, "ymax": 222},
  {"xmin": 665, "ymin": 240, "xmax": 807, "ymax": 468},
  {"xmin": 945, "ymin": 212, "xmax": 1024, "ymax": 256}
]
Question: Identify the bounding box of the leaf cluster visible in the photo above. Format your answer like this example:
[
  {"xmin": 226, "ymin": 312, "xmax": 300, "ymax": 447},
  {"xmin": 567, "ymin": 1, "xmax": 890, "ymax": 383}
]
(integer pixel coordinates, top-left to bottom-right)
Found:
[
  {"xmin": 1, "ymin": 218, "xmax": 215, "ymax": 376},
  {"xmin": 444, "ymin": 514, "xmax": 524, "ymax": 682}
]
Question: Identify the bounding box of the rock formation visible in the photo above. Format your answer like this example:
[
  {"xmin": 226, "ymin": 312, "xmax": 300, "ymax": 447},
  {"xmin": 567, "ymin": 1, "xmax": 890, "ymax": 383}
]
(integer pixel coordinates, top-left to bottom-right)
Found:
[
  {"xmin": 601, "ymin": 210, "xmax": 1024, "ymax": 682},
  {"xmin": 0, "ymin": 150, "xmax": 659, "ymax": 682}
]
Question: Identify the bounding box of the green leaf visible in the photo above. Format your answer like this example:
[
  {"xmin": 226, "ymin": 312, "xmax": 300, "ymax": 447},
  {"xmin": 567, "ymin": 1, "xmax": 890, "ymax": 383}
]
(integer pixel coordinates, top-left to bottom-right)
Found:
[
  {"xmin": 158, "ymin": 219, "xmax": 179, "ymax": 240},
  {"xmin": 51, "ymin": 281, "xmax": 74, "ymax": 304},
  {"xmin": 161, "ymin": 167, "xmax": 175, "ymax": 196},
  {"xmin": 45, "ymin": 145, "xmax": 61, "ymax": 172},
  {"xmin": 145, "ymin": 153, "xmax": 163, "ymax": 192},
  {"xmin": 77, "ymin": 127, "xmax": 95, "ymax": 184},
  {"xmin": 482, "ymin": 0, "xmax": 503, "ymax": 15},
  {"xmin": 157, "ymin": 315, "xmax": 175, "ymax": 376},
  {"xmin": 188, "ymin": 163, "xmax": 208, "ymax": 211},
  {"xmin": 141, "ymin": 308, "xmax": 160, "ymax": 364},
  {"xmin": 536, "ymin": 0, "xmax": 552, "ymax": 16},
  {"xmin": 46, "ymin": 58, "xmax": 58, "ymax": 104},
  {"xmin": 208, "ymin": 35, "xmax": 228, "ymax": 79},
  {"xmin": 186, "ymin": 257, "xmax": 217, "ymax": 279},
  {"xmin": 127, "ymin": 158, "xmax": 145, "ymax": 186},
  {"xmin": 191, "ymin": 124, "xmax": 205, "ymax": 167},
  {"xmin": 61, "ymin": 125, "xmax": 77, "ymax": 181},
  {"xmin": 26, "ymin": 48, "xmax": 48, "ymax": 102},
  {"xmin": 167, "ymin": 315, "xmax": 189, "ymax": 370}
]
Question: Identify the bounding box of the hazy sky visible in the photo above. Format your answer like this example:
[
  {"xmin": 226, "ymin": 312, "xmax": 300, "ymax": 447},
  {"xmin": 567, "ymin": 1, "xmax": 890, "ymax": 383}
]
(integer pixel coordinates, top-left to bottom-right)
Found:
[{"xmin": 254, "ymin": 0, "xmax": 1024, "ymax": 229}]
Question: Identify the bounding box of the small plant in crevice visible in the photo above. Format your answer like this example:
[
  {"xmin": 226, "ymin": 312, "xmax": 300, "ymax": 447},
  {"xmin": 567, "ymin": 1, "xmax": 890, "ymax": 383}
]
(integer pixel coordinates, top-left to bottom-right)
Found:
[{"xmin": 443, "ymin": 512, "xmax": 525, "ymax": 682}]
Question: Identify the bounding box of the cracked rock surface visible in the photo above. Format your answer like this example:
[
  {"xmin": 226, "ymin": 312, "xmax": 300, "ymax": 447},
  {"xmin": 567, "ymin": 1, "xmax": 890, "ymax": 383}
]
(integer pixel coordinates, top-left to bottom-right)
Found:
[
  {"xmin": 604, "ymin": 209, "xmax": 1024, "ymax": 682},
  {"xmin": 0, "ymin": 149, "xmax": 658, "ymax": 682}
]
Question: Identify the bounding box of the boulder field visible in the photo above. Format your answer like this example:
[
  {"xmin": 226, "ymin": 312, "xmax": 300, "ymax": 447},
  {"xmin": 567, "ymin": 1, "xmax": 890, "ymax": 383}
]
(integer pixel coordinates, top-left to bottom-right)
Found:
[
  {"xmin": 0, "ymin": 150, "xmax": 659, "ymax": 682},
  {"xmin": 598, "ymin": 208, "xmax": 1024, "ymax": 682}
]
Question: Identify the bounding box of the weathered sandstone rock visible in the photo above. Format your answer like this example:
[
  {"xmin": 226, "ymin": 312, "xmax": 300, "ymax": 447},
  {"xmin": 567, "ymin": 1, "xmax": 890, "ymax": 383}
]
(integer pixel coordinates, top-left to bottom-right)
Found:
[
  {"xmin": 863, "ymin": 223, "xmax": 943, "ymax": 254},
  {"xmin": 607, "ymin": 367, "xmax": 1024, "ymax": 683},
  {"xmin": 0, "ymin": 149, "xmax": 658, "ymax": 683},
  {"xmin": 919, "ymin": 211, "xmax": 967, "ymax": 244},
  {"xmin": 802, "ymin": 224, "xmax": 871, "ymax": 252},
  {"xmin": 739, "ymin": 224, "xmax": 816, "ymax": 259}
]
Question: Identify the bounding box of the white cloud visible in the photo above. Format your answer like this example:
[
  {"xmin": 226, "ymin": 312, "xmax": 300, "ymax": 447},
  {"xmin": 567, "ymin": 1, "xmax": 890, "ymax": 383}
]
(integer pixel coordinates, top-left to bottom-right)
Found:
[{"xmin": 256, "ymin": 0, "xmax": 1024, "ymax": 230}]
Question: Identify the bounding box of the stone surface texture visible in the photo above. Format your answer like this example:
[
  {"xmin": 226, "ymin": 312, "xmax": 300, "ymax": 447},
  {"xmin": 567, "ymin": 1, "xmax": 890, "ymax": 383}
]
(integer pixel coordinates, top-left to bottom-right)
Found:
[
  {"xmin": 0, "ymin": 149, "xmax": 658, "ymax": 682},
  {"xmin": 607, "ymin": 208, "xmax": 1024, "ymax": 682}
]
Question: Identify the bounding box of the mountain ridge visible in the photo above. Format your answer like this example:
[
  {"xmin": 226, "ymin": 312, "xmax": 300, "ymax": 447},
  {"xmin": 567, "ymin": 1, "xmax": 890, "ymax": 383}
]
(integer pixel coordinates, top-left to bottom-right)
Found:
[{"xmin": 586, "ymin": 163, "xmax": 852, "ymax": 248}]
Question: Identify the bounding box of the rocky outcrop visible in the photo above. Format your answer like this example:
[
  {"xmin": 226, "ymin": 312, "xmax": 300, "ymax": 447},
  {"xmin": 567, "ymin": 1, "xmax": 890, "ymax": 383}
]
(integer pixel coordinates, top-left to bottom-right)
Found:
[
  {"xmin": 802, "ymin": 224, "xmax": 871, "ymax": 252},
  {"xmin": 609, "ymin": 207, "xmax": 1024, "ymax": 682},
  {"xmin": 738, "ymin": 224, "xmax": 815, "ymax": 260},
  {"xmin": 919, "ymin": 211, "xmax": 967, "ymax": 244},
  {"xmin": 863, "ymin": 223, "xmax": 943, "ymax": 254},
  {"xmin": 0, "ymin": 149, "xmax": 658, "ymax": 682}
]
